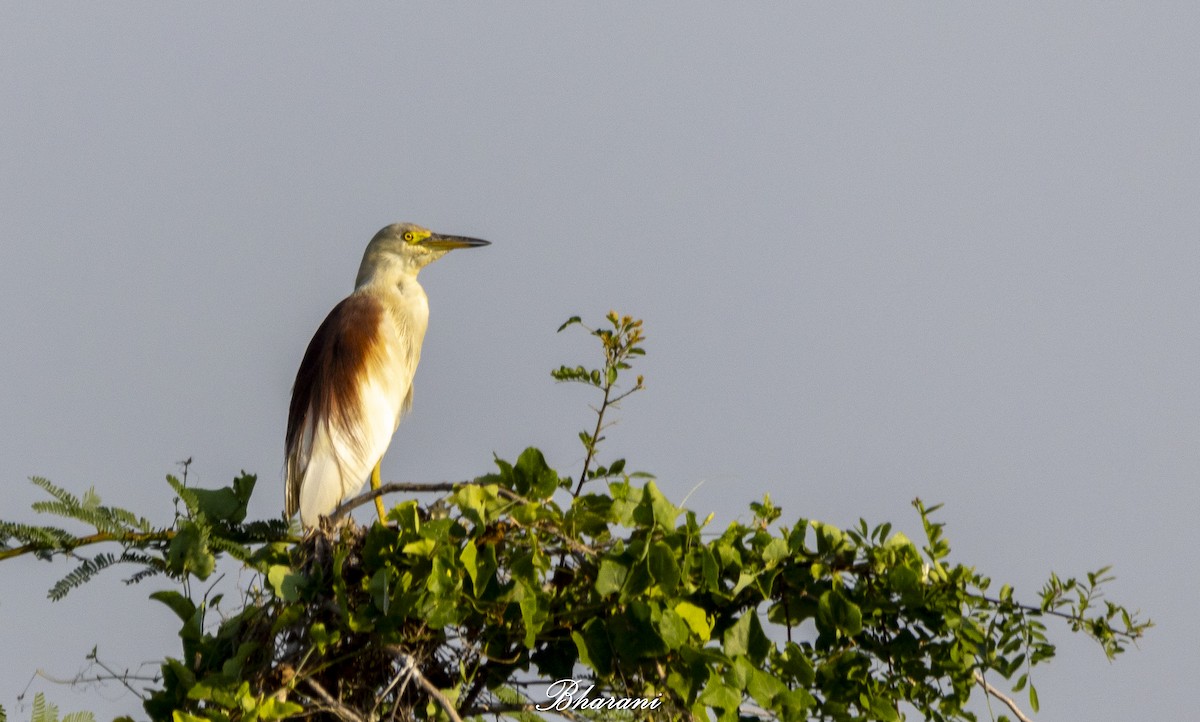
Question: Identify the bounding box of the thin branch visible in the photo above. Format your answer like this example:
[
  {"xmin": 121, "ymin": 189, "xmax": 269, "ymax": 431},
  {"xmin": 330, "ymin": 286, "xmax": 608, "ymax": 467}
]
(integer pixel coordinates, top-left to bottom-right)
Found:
[
  {"xmin": 331, "ymin": 481, "xmax": 459, "ymax": 519},
  {"xmin": 34, "ymin": 668, "xmax": 158, "ymax": 693},
  {"xmin": 85, "ymin": 649, "xmax": 159, "ymax": 699},
  {"xmin": 385, "ymin": 647, "xmax": 464, "ymax": 722},
  {"xmin": 974, "ymin": 593, "xmax": 1144, "ymax": 641},
  {"xmin": 973, "ymin": 670, "xmax": 1034, "ymax": 722},
  {"xmin": 0, "ymin": 530, "xmax": 174, "ymax": 562},
  {"xmin": 372, "ymin": 648, "xmax": 414, "ymax": 721},
  {"xmin": 304, "ymin": 678, "xmax": 366, "ymax": 722},
  {"xmin": 574, "ymin": 381, "xmax": 612, "ymax": 497}
]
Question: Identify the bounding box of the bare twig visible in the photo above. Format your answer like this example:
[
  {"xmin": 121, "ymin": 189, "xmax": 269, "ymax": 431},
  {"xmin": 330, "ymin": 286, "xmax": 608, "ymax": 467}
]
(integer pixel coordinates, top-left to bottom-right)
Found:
[
  {"xmin": 331, "ymin": 481, "xmax": 459, "ymax": 519},
  {"xmin": 385, "ymin": 647, "xmax": 464, "ymax": 722},
  {"xmin": 304, "ymin": 678, "xmax": 366, "ymax": 722},
  {"xmin": 973, "ymin": 670, "xmax": 1034, "ymax": 722},
  {"xmin": 373, "ymin": 651, "xmax": 415, "ymax": 721},
  {"xmin": 33, "ymin": 667, "xmax": 158, "ymax": 694}
]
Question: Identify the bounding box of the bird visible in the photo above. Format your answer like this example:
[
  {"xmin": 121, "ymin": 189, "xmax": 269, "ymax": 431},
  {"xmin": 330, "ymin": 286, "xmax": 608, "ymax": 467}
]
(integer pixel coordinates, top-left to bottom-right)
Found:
[{"xmin": 285, "ymin": 222, "xmax": 490, "ymax": 528}]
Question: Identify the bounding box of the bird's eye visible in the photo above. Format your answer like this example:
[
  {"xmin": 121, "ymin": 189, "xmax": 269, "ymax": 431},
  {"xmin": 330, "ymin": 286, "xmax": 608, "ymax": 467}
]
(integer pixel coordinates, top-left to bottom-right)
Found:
[{"xmin": 403, "ymin": 231, "xmax": 415, "ymax": 242}]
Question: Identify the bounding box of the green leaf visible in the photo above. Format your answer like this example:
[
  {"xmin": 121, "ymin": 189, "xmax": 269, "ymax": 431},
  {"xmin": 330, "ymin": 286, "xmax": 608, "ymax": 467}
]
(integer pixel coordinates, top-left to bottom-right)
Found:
[
  {"xmin": 869, "ymin": 695, "xmax": 901, "ymax": 722},
  {"xmin": 763, "ymin": 537, "xmax": 790, "ymax": 565},
  {"xmin": 609, "ymin": 600, "xmax": 668, "ymax": 660},
  {"xmin": 723, "ymin": 611, "xmax": 770, "ymax": 664},
  {"xmin": 149, "ymin": 590, "xmax": 196, "ymax": 623},
  {"xmin": 188, "ymin": 474, "xmax": 256, "ymax": 524},
  {"xmin": 728, "ymin": 655, "xmax": 755, "ymax": 690},
  {"xmin": 674, "ymin": 600, "xmax": 713, "ymax": 641},
  {"xmin": 368, "ymin": 568, "xmax": 391, "ymax": 612},
  {"xmin": 775, "ymin": 688, "xmax": 817, "ymax": 719},
  {"xmin": 779, "ymin": 642, "xmax": 815, "ymax": 687},
  {"xmin": 596, "ymin": 559, "xmax": 629, "ymax": 596},
  {"xmin": 517, "ymin": 582, "xmax": 547, "ymax": 648},
  {"xmin": 571, "ymin": 618, "xmax": 614, "ymax": 676},
  {"xmin": 460, "ymin": 539, "xmax": 479, "ymax": 589},
  {"xmin": 648, "ymin": 540, "xmax": 680, "ymax": 594},
  {"xmin": 657, "ymin": 606, "xmax": 692, "ymax": 649},
  {"xmin": 514, "ymin": 447, "xmax": 559, "ymax": 498},
  {"xmin": 699, "ymin": 546, "xmax": 720, "ymax": 591},
  {"xmin": 698, "ymin": 677, "xmax": 743, "ymax": 718},
  {"xmin": 632, "ymin": 480, "xmax": 678, "ymax": 530},
  {"xmin": 817, "ymin": 588, "xmax": 863, "ymax": 636},
  {"xmin": 888, "ymin": 564, "xmax": 920, "ymax": 594},
  {"xmin": 747, "ymin": 668, "xmax": 787, "ymax": 709},
  {"xmin": 256, "ymin": 697, "xmax": 305, "ymax": 720},
  {"xmin": 167, "ymin": 520, "xmax": 215, "ymax": 580},
  {"xmin": 452, "ymin": 483, "xmax": 490, "ymax": 526},
  {"xmin": 402, "ymin": 538, "xmax": 436, "ymax": 557},
  {"xmin": 266, "ymin": 565, "xmax": 305, "ymax": 602}
]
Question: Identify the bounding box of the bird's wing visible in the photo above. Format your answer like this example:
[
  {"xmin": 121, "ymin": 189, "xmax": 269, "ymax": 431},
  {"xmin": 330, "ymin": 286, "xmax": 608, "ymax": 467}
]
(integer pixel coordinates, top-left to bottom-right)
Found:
[{"xmin": 285, "ymin": 293, "xmax": 411, "ymax": 519}]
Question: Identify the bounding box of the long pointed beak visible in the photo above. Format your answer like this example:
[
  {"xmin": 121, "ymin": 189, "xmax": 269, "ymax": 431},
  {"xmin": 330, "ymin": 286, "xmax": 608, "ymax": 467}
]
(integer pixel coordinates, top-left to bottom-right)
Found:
[{"xmin": 419, "ymin": 233, "xmax": 491, "ymax": 251}]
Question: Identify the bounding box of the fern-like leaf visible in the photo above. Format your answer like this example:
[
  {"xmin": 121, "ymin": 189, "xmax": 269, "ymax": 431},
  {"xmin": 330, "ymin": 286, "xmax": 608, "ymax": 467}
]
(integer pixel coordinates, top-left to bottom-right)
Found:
[
  {"xmin": 166, "ymin": 475, "xmax": 202, "ymax": 518},
  {"xmin": 207, "ymin": 534, "xmax": 252, "ymax": 562},
  {"xmin": 105, "ymin": 505, "xmax": 154, "ymax": 534},
  {"xmin": 31, "ymin": 501, "xmax": 131, "ymax": 536},
  {"xmin": 30, "ymin": 477, "xmax": 82, "ymax": 511},
  {"xmin": 233, "ymin": 518, "xmax": 292, "ymax": 541},
  {"xmin": 125, "ymin": 565, "xmax": 165, "ymax": 586},
  {"xmin": 49, "ymin": 549, "xmax": 172, "ymax": 600},
  {"xmin": 30, "ymin": 693, "xmax": 56, "ymax": 722},
  {"xmin": 0, "ymin": 520, "xmax": 77, "ymax": 550},
  {"xmin": 49, "ymin": 553, "xmax": 121, "ymax": 601}
]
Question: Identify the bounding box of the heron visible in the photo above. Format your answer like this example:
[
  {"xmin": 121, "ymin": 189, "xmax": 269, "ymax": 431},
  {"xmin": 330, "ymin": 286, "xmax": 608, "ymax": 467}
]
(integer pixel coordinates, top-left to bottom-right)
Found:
[{"xmin": 285, "ymin": 222, "xmax": 490, "ymax": 528}]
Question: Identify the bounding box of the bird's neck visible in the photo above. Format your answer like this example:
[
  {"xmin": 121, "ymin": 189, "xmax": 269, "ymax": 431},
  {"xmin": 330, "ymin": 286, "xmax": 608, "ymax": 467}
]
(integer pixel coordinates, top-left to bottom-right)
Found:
[
  {"xmin": 356, "ymin": 274, "xmax": 424, "ymax": 303},
  {"xmin": 354, "ymin": 272, "xmax": 429, "ymax": 344},
  {"xmin": 355, "ymin": 252, "xmax": 420, "ymax": 291}
]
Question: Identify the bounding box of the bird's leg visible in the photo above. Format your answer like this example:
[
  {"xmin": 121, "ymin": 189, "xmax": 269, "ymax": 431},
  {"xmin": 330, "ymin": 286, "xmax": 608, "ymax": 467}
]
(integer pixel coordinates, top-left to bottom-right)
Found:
[{"xmin": 371, "ymin": 461, "xmax": 387, "ymax": 524}]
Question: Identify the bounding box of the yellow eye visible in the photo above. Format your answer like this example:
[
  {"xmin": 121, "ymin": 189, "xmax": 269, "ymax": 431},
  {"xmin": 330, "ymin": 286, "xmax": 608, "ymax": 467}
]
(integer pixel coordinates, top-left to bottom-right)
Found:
[{"xmin": 403, "ymin": 231, "xmax": 415, "ymax": 242}]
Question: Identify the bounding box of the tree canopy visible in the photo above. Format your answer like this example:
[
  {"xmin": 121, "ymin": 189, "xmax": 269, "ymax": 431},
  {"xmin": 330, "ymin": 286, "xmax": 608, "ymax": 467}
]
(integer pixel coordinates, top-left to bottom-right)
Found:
[{"xmin": 0, "ymin": 313, "xmax": 1149, "ymax": 722}]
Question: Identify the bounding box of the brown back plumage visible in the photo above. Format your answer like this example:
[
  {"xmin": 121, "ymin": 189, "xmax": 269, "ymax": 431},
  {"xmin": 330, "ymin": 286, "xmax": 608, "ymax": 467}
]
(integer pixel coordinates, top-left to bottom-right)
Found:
[{"xmin": 285, "ymin": 292, "xmax": 386, "ymax": 516}]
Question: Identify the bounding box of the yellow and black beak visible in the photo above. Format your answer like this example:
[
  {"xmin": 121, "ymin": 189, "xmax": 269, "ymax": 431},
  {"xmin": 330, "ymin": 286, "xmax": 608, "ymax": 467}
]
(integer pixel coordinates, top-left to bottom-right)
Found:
[{"xmin": 419, "ymin": 233, "xmax": 491, "ymax": 251}]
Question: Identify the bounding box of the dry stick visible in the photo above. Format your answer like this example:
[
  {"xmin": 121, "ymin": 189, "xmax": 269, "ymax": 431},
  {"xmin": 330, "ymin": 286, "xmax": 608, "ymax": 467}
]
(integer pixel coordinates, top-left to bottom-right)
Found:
[
  {"xmin": 331, "ymin": 481, "xmax": 458, "ymax": 519},
  {"xmin": 384, "ymin": 647, "xmax": 464, "ymax": 722},
  {"xmin": 973, "ymin": 671, "xmax": 1034, "ymax": 722},
  {"xmin": 304, "ymin": 678, "xmax": 366, "ymax": 722},
  {"xmin": 374, "ymin": 653, "xmax": 415, "ymax": 722}
]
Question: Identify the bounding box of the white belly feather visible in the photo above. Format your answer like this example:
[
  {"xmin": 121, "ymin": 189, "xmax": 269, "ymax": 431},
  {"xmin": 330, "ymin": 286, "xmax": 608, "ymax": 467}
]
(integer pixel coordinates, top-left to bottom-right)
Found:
[{"xmin": 296, "ymin": 286, "xmax": 427, "ymax": 527}]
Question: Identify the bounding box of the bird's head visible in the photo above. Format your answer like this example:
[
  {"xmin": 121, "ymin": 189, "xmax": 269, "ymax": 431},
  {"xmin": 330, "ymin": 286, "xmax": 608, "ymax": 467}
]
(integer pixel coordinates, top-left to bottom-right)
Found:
[{"xmin": 356, "ymin": 222, "xmax": 490, "ymax": 285}]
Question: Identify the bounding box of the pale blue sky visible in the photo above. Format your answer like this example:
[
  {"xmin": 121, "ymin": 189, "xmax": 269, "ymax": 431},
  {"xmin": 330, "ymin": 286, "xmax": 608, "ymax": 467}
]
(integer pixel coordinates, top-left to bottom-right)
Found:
[{"xmin": 2, "ymin": 5, "xmax": 1196, "ymax": 720}]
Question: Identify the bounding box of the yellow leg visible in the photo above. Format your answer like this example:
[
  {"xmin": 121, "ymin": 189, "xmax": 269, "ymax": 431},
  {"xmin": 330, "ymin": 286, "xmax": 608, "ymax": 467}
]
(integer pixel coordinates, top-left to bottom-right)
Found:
[{"xmin": 371, "ymin": 462, "xmax": 387, "ymax": 524}]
